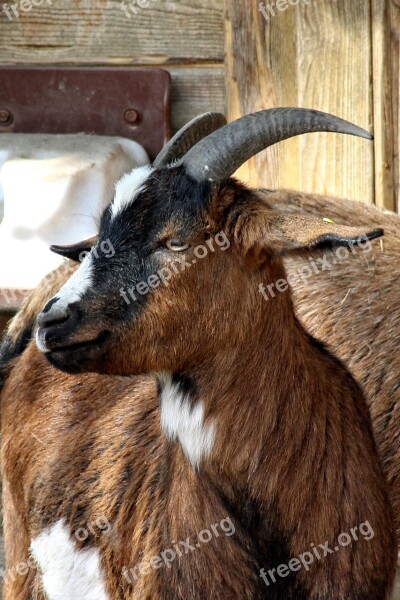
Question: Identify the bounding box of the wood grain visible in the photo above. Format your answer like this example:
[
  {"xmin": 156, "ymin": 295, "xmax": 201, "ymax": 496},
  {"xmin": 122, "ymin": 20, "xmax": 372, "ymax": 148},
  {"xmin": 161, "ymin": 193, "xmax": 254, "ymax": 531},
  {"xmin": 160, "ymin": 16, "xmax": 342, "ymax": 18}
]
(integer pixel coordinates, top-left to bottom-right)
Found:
[
  {"xmin": 372, "ymin": 0, "xmax": 395, "ymax": 211},
  {"xmin": 0, "ymin": 0, "xmax": 224, "ymax": 64},
  {"xmin": 390, "ymin": 0, "xmax": 400, "ymax": 212},
  {"xmin": 168, "ymin": 66, "xmax": 225, "ymax": 133},
  {"xmin": 225, "ymin": 0, "xmax": 374, "ymax": 204},
  {"xmin": 0, "ymin": 0, "xmax": 226, "ymax": 156}
]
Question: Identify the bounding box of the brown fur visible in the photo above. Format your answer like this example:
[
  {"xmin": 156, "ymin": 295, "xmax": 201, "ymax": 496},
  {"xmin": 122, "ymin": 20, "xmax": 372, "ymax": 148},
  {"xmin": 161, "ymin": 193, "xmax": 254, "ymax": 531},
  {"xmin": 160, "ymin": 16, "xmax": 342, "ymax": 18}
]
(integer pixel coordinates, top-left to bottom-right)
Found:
[
  {"xmin": 5, "ymin": 262, "xmax": 77, "ymax": 347},
  {"xmin": 0, "ymin": 261, "xmax": 77, "ymax": 390},
  {"xmin": 265, "ymin": 189, "xmax": 400, "ymax": 539},
  {"xmin": 1, "ymin": 183, "xmax": 397, "ymax": 599}
]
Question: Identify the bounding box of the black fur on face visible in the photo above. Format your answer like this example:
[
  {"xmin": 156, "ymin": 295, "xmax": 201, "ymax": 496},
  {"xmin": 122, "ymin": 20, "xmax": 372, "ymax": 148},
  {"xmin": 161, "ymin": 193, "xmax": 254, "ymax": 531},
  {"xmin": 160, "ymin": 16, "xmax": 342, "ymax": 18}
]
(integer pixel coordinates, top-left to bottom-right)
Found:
[{"xmin": 92, "ymin": 167, "xmax": 213, "ymax": 319}]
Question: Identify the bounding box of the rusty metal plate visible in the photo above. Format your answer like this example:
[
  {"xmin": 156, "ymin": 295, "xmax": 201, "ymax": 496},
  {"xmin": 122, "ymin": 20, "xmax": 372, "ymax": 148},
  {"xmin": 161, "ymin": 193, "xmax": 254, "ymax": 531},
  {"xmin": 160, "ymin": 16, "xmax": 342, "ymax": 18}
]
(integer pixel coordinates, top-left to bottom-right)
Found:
[{"xmin": 0, "ymin": 66, "xmax": 171, "ymax": 160}]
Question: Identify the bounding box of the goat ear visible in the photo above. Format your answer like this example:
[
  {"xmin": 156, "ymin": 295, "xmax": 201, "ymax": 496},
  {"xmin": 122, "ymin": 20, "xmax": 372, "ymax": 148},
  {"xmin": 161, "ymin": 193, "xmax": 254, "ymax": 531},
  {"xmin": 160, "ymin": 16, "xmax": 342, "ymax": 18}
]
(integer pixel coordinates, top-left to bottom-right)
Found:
[
  {"xmin": 234, "ymin": 206, "xmax": 383, "ymax": 262},
  {"xmin": 265, "ymin": 215, "xmax": 383, "ymax": 254},
  {"xmin": 50, "ymin": 236, "xmax": 97, "ymax": 262}
]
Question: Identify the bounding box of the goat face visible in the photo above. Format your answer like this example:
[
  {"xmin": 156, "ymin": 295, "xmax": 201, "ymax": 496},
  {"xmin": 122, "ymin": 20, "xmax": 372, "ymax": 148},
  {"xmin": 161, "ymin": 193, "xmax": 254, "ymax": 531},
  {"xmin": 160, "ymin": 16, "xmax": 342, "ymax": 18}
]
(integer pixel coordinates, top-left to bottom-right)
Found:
[
  {"xmin": 35, "ymin": 109, "xmax": 381, "ymax": 375},
  {"xmin": 36, "ymin": 166, "xmax": 239, "ymax": 374}
]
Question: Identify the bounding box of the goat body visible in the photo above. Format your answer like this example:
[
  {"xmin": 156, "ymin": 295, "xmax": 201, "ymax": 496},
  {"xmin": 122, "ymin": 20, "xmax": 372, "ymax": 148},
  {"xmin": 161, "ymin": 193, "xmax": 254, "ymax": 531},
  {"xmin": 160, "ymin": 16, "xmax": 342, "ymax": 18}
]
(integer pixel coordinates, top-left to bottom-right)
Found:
[
  {"xmin": 265, "ymin": 189, "xmax": 400, "ymax": 539},
  {"xmin": 0, "ymin": 110, "xmax": 397, "ymax": 599}
]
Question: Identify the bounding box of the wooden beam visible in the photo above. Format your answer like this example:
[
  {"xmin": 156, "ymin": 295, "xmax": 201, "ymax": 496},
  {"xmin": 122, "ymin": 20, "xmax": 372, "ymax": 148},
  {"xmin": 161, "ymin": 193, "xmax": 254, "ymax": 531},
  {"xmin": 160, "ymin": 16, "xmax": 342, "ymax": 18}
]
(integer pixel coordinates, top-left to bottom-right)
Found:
[
  {"xmin": 372, "ymin": 0, "xmax": 395, "ymax": 211},
  {"xmin": 168, "ymin": 66, "xmax": 225, "ymax": 133},
  {"xmin": 225, "ymin": 0, "xmax": 374, "ymax": 205},
  {"xmin": 390, "ymin": 0, "xmax": 400, "ymax": 212},
  {"xmin": 0, "ymin": 0, "xmax": 224, "ymax": 65}
]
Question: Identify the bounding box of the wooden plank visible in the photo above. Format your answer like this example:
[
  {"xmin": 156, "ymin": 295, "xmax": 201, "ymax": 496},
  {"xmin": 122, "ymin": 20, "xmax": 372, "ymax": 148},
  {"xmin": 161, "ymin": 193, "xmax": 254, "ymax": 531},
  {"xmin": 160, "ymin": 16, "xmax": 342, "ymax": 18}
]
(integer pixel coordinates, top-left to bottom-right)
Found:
[
  {"xmin": 168, "ymin": 67, "xmax": 225, "ymax": 134},
  {"xmin": 372, "ymin": 0, "xmax": 395, "ymax": 211},
  {"xmin": 295, "ymin": 1, "xmax": 373, "ymax": 203},
  {"xmin": 390, "ymin": 0, "xmax": 400, "ymax": 212},
  {"xmin": 224, "ymin": 0, "xmax": 287, "ymax": 188},
  {"xmin": 0, "ymin": 0, "xmax": 224, "ymax": 65},
  {"xmin": 225, "ymin": 0, "xmax": 374, "ymax": 204}
]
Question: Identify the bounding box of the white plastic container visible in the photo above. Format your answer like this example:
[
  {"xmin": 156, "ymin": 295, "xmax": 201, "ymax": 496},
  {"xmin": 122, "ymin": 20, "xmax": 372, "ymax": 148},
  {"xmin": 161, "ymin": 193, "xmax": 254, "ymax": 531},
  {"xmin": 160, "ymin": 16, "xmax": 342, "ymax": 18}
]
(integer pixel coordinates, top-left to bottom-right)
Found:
[{"xmin": 0, "ymin": 133, "xmax": 149, "ymax": 291}]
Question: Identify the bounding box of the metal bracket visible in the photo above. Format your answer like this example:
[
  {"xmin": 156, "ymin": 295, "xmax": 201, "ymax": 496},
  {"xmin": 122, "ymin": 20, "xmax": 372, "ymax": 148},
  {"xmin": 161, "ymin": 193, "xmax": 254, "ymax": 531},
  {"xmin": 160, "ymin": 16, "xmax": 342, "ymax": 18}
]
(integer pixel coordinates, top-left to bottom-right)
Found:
[
  {"xmin": 0, "ymin": 66, "xmax": 171, "ymax": 311},
  {"xmin": 0, "ymin": 66, "xmax": 171, "ymax": 160}
]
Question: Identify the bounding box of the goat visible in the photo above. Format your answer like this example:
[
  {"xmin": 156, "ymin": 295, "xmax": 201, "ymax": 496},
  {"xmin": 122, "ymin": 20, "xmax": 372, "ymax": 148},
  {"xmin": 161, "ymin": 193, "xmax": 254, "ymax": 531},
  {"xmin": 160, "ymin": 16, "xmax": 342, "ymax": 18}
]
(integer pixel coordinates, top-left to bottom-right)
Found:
[
  {"xmin": 0, "ymin": 112, "xmax": 227, "ymax": 390},
  {"xmin": 262, "ymin": 189, "xmax": 400, "ymax": 540},
  {"xmin": 0, "ymin": 109, "xmax": 397, "ymax": 599}
]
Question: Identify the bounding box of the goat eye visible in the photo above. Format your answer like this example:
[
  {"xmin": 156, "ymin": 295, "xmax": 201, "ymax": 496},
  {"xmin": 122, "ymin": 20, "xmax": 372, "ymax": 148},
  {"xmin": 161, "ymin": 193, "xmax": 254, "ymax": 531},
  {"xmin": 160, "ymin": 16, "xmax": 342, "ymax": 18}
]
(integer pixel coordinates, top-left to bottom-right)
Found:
[{"xmin": 165, "ymin": 239, "xmax": 190, "ymax": 252}]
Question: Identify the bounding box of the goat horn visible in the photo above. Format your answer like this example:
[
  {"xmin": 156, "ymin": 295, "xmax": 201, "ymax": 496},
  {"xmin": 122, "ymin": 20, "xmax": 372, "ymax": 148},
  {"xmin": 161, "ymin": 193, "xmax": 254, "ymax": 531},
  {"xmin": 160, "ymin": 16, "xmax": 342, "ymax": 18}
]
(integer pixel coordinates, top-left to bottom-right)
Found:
[
  {"xmin": 180, "ymin": 108, "xmax": 373, "ymax": 184},
  {"xmin": 154, "ymin": 112, "xmax": 227, "ymax": 167}
]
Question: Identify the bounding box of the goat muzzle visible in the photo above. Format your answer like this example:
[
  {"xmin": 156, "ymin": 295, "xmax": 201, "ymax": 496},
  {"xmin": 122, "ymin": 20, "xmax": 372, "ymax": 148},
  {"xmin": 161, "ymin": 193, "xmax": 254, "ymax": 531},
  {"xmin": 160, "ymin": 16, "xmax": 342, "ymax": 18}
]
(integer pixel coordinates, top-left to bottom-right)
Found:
[{"xmin": 36, "ymin": 301, "xmax": 109, "ymax": 359}]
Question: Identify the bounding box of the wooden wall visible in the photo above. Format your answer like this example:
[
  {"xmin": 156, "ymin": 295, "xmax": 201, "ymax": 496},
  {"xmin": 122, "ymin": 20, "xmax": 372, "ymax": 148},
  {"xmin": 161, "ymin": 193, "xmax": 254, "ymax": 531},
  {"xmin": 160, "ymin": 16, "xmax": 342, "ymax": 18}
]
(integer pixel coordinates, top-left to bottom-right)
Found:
[
  {"xmin": 0, "ymin": 0, "xmax": 225, "ymax": 135},
  {"xmin": 1, "ymin": 0, "xmax": 399, "ymax": 209},
  {"xmin": 1, "ymin": 0, "xmax": 400, "ymax": 210},
  {"xmin": 225, "ymin": 0, "xmax": 400, "ymax": 211}
]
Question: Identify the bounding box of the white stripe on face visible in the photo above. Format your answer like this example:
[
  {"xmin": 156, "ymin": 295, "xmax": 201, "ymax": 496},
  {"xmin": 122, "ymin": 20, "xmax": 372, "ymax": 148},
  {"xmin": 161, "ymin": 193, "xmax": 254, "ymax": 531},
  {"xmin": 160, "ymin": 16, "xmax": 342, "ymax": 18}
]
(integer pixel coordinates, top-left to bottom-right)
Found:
[
  {"xmin": 30, "ymin": 519, "xmax": 110, "ymax": 600},
  {"xmin": 35, "ymin": 254, "xmax": 94, "ymax": 354},
  {"xmin": 53, "ymin": 252, "xmax": 94, "ymax": 311},
  {"xmin": 111, "ymin": 165, "xmax": 153, "ymax": 221},
  {"xmin": 159, "ymin": 373, "xmax": 216, "ymax": 469}
]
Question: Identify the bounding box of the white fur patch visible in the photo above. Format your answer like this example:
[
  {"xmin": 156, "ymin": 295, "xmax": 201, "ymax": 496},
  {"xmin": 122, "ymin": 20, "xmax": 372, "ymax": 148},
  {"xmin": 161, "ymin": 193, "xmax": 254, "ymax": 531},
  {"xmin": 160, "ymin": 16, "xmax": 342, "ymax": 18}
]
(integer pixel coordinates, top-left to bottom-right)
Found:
[
  {"xmin": 55, "ymin": 253, "xmax": 93, "ymax": 308},
  {"xmin": 36, "ymin": 253, "xmax": 94, "ymax": 352},
  {"xmin": 35, "ymin": 328, "xmax": 50, "ymax": 353},
  {"xmin": 35, "ymin": 252, "xmax": 94, "ymax": 354},
  {"xmin": 111, "ymin": 165, "xmax": 153, "ymax": 221},
  {"xmin": 159, "ymin": 373, "xmax": 216, "ymax": 469},
  {"xmin": 30, "ymin": 519, "xmax": 109, "ymax": 600}
]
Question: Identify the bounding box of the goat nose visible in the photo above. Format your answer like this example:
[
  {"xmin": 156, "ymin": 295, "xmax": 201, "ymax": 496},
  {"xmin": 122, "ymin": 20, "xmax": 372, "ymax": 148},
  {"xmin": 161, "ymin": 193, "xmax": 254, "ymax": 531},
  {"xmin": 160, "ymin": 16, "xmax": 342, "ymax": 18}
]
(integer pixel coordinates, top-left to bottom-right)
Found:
[
  {"xmin": 37, "ymin": 298, "xmax": 70, "ymax": 329},
  {"xmin": 36, "ymin": 301, "xmax": 81, "ymax": 353}
]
